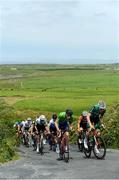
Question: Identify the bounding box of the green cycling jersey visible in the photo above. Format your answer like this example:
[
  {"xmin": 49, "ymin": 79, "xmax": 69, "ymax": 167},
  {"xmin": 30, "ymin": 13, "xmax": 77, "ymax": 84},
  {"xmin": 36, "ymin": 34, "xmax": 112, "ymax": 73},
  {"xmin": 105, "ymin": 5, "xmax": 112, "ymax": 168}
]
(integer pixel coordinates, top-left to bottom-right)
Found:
[
  {"xmin": 89, "ymin": 104, "xmax": 106, "ymax": 125},
  {"xmin": 58, "ymin": 112, "xmax": 73, "ymax": 124}
]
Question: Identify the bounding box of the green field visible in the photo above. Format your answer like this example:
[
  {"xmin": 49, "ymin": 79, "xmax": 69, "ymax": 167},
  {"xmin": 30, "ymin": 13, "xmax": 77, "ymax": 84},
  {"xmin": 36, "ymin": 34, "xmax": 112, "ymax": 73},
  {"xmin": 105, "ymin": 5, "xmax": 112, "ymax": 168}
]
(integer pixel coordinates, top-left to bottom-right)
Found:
[{"xmin": 0, "ymin": 63, "xmax": 119, "ymax": 116}]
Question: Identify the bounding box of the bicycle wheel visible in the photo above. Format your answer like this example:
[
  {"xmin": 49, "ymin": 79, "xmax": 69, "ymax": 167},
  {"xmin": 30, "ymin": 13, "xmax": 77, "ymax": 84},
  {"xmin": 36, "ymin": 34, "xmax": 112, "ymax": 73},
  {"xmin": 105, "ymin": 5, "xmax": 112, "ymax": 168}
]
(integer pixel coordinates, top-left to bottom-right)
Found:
[
  {"xmin": 84, "ymin": 148, "xmax": 92, "ymax": 158},
  {"xmin": 77, "ymin": 137, "xmax": 83, "ymax": 152},
  {"xmin": 93, "ymin": 136, "xmax": 106, "ymax": 159},
  {"xmin": 63, "ymin": 134, "xmax": 69, "ymax": 163},
  {"xmin": 24, "ymin": 132, "xmax": 29, "ymax": 147},
  {"xmin": 40, "ymin": 134, "xmax": 44, "ymax": 155},
  {"xmin": 26, "ymin": 136, "xmax": 29, "ymax": 147},
  {"xmin": 63, "ymin": 145, "xmax": 69, "ymax": 163},
  {"xmin": 32, "ymin": 136, "xmax": 37, "ymax": 151}
]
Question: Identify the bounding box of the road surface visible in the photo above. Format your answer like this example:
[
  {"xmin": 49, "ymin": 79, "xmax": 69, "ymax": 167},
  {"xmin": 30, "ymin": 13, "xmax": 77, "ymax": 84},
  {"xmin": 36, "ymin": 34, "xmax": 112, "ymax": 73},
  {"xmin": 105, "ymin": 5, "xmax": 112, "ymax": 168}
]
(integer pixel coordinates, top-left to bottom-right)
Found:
[{"xmin": 0, "ymin": 144, "xmax": 119, "ymax": 179}]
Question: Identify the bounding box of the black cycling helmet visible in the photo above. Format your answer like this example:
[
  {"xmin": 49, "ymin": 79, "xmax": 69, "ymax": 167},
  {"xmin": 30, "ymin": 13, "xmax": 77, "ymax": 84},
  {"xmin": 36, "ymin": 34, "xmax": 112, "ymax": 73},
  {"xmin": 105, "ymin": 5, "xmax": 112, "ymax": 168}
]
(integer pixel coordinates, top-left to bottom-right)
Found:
[
  {"xmin": 52, "ymin": 113, "xmax": 57, "ymax": 120},
  {"xmin": 66, "ymin": 109, "xmax": 73, "ymax": 116}
]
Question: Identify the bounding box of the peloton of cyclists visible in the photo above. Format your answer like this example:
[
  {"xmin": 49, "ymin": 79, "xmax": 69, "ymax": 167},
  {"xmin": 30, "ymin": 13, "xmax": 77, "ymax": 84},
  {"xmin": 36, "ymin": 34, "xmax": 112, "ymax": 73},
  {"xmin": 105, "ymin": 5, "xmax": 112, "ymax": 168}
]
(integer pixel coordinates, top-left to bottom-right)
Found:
[{"xmin": 14, "ymin": 100, "xmax": 106, "ymax": 158}]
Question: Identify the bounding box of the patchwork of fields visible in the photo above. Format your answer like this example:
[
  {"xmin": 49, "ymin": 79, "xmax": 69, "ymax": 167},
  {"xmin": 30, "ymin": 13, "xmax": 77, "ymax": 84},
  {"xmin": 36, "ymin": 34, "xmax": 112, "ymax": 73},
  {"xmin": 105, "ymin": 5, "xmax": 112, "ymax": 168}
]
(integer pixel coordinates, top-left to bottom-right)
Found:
[{"xmin": 0, "ymin": 64, "xmax": 119, "ymax": 116}]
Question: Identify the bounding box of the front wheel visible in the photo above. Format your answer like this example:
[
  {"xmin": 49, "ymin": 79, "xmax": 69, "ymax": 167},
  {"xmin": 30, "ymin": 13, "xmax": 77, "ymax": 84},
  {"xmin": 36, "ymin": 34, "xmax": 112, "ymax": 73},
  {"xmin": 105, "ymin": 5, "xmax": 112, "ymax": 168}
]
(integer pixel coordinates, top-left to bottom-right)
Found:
[
  {"xmin": 62, "ymin": 133, "xmax": 69, "ymax": 163},
  {"xmin": 93, "ymin": 136, "xmax": 106, "ymax": 159},
  {"xmin": 63, "ymin": 146, "xmax": 69, "ymax": 163},
  {"xmin": 84, "ymin": 148, "xmax": 92, "ymax": 158},
  {"xmin": 40, "ymin": 134, "xmax": 44, "ymax": 155},
  {"xmin": 77, "ymin": 138, "xmax": 83, "ymax": 152}
]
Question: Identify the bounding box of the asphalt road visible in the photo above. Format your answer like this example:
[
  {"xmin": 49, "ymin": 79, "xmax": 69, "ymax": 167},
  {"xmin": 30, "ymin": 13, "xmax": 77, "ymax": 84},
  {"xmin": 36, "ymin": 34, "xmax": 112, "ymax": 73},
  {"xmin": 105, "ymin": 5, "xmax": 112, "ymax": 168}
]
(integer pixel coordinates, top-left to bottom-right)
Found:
[{"xmin": 0, "ymin": 144, "xmax": 119, "ymax": 179}]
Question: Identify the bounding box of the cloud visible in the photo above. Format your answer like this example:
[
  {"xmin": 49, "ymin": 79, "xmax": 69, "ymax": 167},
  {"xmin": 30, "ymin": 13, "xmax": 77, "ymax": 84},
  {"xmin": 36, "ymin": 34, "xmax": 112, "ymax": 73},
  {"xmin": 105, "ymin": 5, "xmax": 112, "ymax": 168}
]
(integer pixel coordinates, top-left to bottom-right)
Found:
[
  {"xmin": 0, "ymin": 0, "xmax": 119, "ymax": 63},
  {"xmin": 0, "ymin": 0, "xmax": 79, "ymax": 27}
]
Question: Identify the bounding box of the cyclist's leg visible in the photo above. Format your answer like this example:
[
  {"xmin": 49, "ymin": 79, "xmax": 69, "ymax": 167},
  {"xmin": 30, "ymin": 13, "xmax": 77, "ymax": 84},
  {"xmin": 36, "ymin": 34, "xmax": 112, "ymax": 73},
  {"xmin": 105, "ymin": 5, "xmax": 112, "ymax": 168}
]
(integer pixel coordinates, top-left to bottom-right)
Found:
[
  {"xmin": 32, "ymin": 133, "xmax": 37, "ymax": 150},
  {"xmin": 57, "ymin": 131, "xmax": 64, "ymax": 160},
  {"xmin": 36, "ymin": 125, "xmax": 41, "ymax": 153},
  {"xmin": 82, "ymin": 124, "xmax": 89, "ymax": 149},
  {"xmin": 48, "ymin": 132, "xmax": 53, "ymax": 150}
]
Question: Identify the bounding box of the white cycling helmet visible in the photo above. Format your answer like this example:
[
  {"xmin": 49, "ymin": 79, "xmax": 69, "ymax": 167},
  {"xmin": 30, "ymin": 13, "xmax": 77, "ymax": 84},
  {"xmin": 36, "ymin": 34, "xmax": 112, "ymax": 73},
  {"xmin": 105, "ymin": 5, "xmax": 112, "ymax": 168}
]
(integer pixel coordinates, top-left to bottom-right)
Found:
[
  {"xmin": 39, "ymin": 115, "xmax": 46, "ymax": 121},
  {"xmin": 98, "ymin": 100, "xmax": 106, "ymax": 109},
  {"xmin": 82, "ymin": 111, "xmax": 88, "ymax": 117},
  {"xmin": 27, "ymin": 117, "xmax": 32, "ymax": 121}
]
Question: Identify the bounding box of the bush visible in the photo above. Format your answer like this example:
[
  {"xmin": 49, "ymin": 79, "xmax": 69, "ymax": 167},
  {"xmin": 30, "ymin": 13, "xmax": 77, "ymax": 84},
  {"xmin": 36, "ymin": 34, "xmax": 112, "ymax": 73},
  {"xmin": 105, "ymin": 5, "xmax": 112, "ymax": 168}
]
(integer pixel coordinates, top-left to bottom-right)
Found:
[
  {"xmin": 102, "ymin": 103, "xmax": 119, "ymax": 148},
  {"xmin": 0, "ymin": 98, "xmax": 17, "ymax": 162}
]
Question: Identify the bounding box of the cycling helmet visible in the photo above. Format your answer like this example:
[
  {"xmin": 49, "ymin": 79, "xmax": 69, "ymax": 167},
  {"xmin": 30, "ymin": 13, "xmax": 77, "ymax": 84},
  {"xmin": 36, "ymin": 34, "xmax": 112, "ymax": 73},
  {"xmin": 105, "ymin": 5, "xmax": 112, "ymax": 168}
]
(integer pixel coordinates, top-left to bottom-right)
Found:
[
  {"xmin": 98, "ymin": 100, "xmax": 106, "ymax": 109},
  {"xmin": 13, "ymin": 122, "xmax": 19, "ymax": 127},
  {"xmin": 66, "ymin": 109, "xmax": 73, "ymax": 116},
  {"xmin": 39, "ymin": 115, "xmax": 46, "ymax": 121},
  {"xmin": 52, "ymin": 113, "xmax": 57, "ymax": 120},
  {"xmin": 82, "ymin": 111, "xmax": 88, "ymax": 117},
  {"xmin": 27, "ymin": 117, "xmax": 32, "ymax": 121}
]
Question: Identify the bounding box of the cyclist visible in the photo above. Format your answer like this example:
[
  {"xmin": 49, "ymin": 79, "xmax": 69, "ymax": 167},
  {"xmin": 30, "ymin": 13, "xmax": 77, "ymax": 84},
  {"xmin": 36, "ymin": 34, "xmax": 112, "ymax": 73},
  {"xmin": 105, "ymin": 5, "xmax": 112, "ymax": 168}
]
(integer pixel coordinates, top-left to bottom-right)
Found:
[
  {"xmin": 89, "ymin": 100, "xmax": 106, "ymax": 153},
  {"xmin": 57, "ymin": 109, "xmax": 74, "ymax": 160},
  {"xmin": 89, "ymin": 100, "xmax": 106, "ymax": 130},
  {"xmin": 21, "ymin": 117, "xmax": 32, "ymax": 132},
  {"xmin": 13, "ymin": 121, "xmax": 22, "ymax": 138},
  {"xmin": 77, "ymin": 111, "xmax": 93, "ymax": 149},
  {"xmin": 29, "ymin": 121, "xmax": 37, "ymax": 150},
  {"xmin": 21, "ymin": 117, "xmax": 32, "ymax": 146},
  {"xmin": 35, "ymin": 115, "xmax": 49, "ymax": 153},
  {"xmin": 48, "ymin": 113, "xmax": 60, "ymax": 151}
]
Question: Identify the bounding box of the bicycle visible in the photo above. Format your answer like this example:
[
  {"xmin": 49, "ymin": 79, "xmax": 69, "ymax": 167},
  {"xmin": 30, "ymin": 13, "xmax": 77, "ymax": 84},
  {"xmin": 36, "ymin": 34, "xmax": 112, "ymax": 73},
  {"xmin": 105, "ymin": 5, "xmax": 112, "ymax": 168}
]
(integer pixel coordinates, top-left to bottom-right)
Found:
[
  {"xmin": 58, "ymin": 130, "xmax": 70, "ymax": 163},
  {"xmin": 31, "ymin": 132, "xmax": 37, "ymax": 151},
  {"xmin": 23, "ymin": 129, "xmax": 30, "ymax": 147},
  {"xmin": 77, "ymin": 128, "xmax": 106, "ymax": 159},
  {"xmin": 39, "ymin": 130, "xmax": 44, "ymax": 155},
  {"xmin": 77, "ymin": 130, "xmax": 85, "ymax": 152},
  {"xmin": 48, "ymin": 131, "xmax": 58, "ymax": 151}
]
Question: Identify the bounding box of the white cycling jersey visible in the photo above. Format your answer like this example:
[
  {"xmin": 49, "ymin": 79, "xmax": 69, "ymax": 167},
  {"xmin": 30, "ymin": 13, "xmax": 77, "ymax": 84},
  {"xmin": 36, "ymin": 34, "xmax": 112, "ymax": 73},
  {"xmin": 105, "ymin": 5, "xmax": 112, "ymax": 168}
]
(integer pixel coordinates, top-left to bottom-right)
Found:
[
  {"xmin": 21, "ymin": 120, "xmax": 31, "ymax": 131},
  {"xmin": 49, "ymin": 119, "xmax": 55, "ymax": 126}
]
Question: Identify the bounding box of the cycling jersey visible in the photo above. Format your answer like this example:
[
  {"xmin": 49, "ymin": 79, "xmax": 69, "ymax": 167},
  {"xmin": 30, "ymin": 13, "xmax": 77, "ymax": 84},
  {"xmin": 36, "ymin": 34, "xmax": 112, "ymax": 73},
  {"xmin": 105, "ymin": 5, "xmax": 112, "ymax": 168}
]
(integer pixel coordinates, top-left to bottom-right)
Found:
[
  {"xmin": 90, "ymin": 104, "xmax": 106, "ymax": 126},
  {"xmin": 36, "ymin": 117, "xmax": 47, "ymax": 133},
  {"xmin": 21, "ymin": 121, "xmax": 31, "ymax": 131},
  {"xmin": 79, "ymin": 115, "xmax": 90, "ymax": 130},
  {"xmin": 49, "ymin": 119, "xmax": 57, "ymax": 133},
  {"xmin": 58, "ymin": 112, "xmax": 73, "ymax": 131}
]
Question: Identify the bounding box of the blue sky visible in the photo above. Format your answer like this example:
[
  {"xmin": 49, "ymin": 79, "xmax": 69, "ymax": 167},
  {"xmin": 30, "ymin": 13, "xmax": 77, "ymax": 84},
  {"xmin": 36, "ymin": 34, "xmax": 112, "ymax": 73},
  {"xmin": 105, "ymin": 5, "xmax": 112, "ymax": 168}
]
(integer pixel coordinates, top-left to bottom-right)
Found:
[{"xmin": 0, "ymin": 0, "xmax": 119, "ymax": 64}]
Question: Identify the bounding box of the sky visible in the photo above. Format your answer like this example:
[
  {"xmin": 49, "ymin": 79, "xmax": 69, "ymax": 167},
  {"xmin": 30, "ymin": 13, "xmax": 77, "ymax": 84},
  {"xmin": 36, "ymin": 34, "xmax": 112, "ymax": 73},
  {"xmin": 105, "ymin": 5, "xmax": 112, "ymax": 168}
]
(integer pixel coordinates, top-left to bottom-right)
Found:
[{"xmin": 0, "ymin": 0, "xmax": 119, "ymax": 64}]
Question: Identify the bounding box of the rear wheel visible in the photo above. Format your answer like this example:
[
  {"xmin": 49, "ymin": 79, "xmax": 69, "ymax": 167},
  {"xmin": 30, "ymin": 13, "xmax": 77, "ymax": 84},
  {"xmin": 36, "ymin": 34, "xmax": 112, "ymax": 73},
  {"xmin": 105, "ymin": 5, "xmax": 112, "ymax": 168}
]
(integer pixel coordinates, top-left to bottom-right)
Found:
[{"xmin": 93, "ymin": 136, "xmax": 106, "ymax": 159}]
